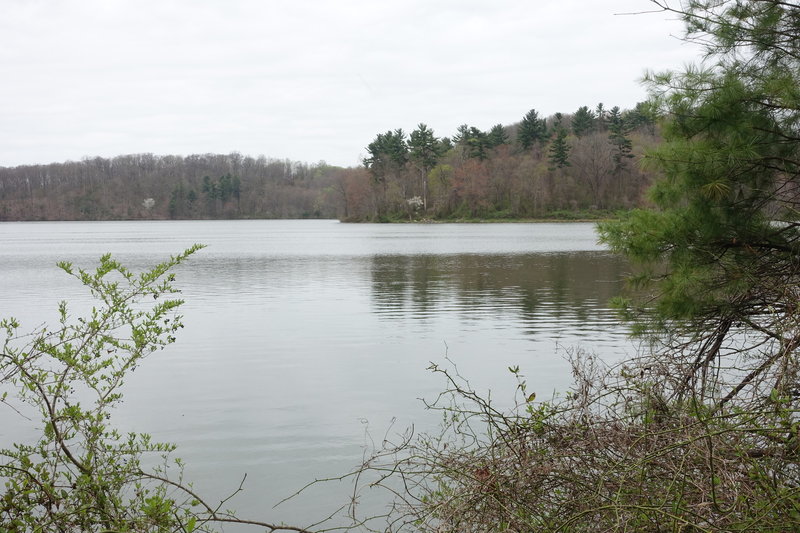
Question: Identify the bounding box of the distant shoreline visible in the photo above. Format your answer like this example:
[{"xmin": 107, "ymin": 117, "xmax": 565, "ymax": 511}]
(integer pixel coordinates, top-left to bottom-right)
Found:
[
  {"xmin": 342, "ymin": 218, "xmax": 614, "ymax": 224},
  {"xmin": 0, "ymin": 215, "xmax": 618, "ymax": 224},
  {"xmin": 340, "ymin": 210, "xmax": 622, "ymax": 224}
]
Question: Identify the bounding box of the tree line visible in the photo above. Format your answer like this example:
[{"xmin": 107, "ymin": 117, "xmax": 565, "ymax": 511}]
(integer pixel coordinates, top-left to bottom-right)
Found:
[
  {"xmin": 0, "ymin": 153, "xmax": 343, "ymax": 221},
  {"xmin": 0, "ymin": 105, "xmax": 660, "ymax": 222},
  {"xmin": 344, "ymin": 102, "xmax": 658, "ymax": 221}
]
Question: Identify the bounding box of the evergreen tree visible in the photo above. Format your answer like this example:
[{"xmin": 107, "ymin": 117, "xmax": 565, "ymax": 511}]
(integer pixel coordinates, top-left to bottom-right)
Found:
[
  {"xmin": 408, "ymin": 123, "xmax": 440, "ymax": 172},
  {"xmin": 408, "ymin": 123, "xmax": 441, "ymax": 210},
  {"xmin": 385, "ymin": 129, "xmax": 408, "ymax": 168},
  {"xmin": 600, "ymin": 0, "xmax": 800, "ymax": 417},
  {"xmin": 218, "ymin": 173, "xmax": 233, "ymax": 201},
  {"xmin": 452, "ymin": 124, "xmax": 471, "ymax": 146},
  {"xmin": 548, "ymin": 127, "xmax": 571, "ymax": 170},
  {"xmin": 201, "ymin": 175, "xmax": 214, "ymax": 197},
  {"xmin": 517, "ymin": 109, "xmax": 548, "ymax": 150},
  {"xmin": 168, "ymin": 185, "xmax": 182, "ymax": 219},
  {"xmin": 594, "ymin": 103, "xmax": 608, "ymax": 131},
  {"xmin": 486, "ymin": 124, "xmax": 509, "ymax": 148},
  {"xmin": 438, "ymin": 136, "xmax": 453, "ymax": 154},
  {"xmin": 625, "ymin": 101, "xmax": 656, "ymax": 134},
  {"xmin": 452, "ymin": 124, "xmax": 472, "ymax": 158},
  {"xmin": 363, "ymin": 129, "xmax": 409, "ymax": 215},
  {"xmin": 466, "ymin": 127, "xmax": 489, "ymax": 160},
  {"xmin": 231, "ymin": 175, "xmax": 241, "ymax": 206},
  {"xmin": 607, "ymin": 105, "xmax": 633, "ymax": 171},
  {"xmin": 571, "ymin": 105, "xmax": 595, "ymax": 138},
  {"xmin": 186, "ymin": 189, "xmax": 197, "ymax": 210},
  {"xmin": 364, "ymin": 129, "xmax": 408, "ymax": 181},
  {"xmin": 453, "ymin": 125, "xmax": 490, "ymax": 160}
]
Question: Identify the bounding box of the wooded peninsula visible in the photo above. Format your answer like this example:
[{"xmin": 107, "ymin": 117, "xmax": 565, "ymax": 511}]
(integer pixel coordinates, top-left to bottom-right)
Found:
[{"xmin": 0, "ymin": 103, "xmax": 656, "ymax": 222}]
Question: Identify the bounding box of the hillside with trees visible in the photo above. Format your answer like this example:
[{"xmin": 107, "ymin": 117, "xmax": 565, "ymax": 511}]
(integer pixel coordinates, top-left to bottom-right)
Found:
[
  {"xmin": 0, "ymin": 104, "xmax": 658, "ymax": 222},
  {"xmin": 346, "ymin": 102, "xmax": 657, "ymax": 221}
]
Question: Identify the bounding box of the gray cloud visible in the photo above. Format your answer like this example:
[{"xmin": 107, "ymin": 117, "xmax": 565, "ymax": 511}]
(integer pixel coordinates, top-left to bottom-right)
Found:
[{"xmin": 1, "ymin": 0, "xmax": 701, "ymax": 167}]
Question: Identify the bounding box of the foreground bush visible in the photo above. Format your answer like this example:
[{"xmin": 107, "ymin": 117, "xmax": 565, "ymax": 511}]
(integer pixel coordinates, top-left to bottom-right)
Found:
[
  {"xmin": 340, "ymin": 2, "xmax": 800, "ymax": 531},
  {"xmin": 347, "ymin": 352, "xmax": 799, "ymax": 531},
  {"xmin": 0, "ymin": 246, "xmax": 309, "ymax": 533}
]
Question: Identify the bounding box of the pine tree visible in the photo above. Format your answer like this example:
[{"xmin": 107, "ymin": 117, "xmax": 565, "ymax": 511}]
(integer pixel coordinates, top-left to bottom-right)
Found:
[
  {"xmin": 364, "ymin": 129, "xmax": 408, "ymax": 181},
  {"xmin": 452, "ymin": 124, "xmax": 470, "ymax": 146},
  {"xmin": 452, "ymin": 124, "xmax": 472, "ymax": 158},
  {"xmin": 599, "ymin": 0, "xmax": 800, "ymax": 410},
  {"xmin": 625, "ymin": 101, "xmax": 656, "ymax": 134},
  {"xmin": 517, "ymin": 109, "xmax": 548, "ymax": 150},
  {"xmin": 363, "ymin": 129, "xmax": 409, "ymax": 215},
  {"xmin": 408, "ymin": 123, "xmax": 441, "ymax": 211},
  {"xmin": 438, "ymin": 137, "xmax": 453, "ymax": 154},
  {"xmin": 453, "ymin": 125, "xmax": 490, "ymax": 160},
  {"xmin": 466, "ymin": 127, "xmax": 489, "ymax": 160},
  {"xmin": 408, "ymin": 123, "xmax": 439, "ymax": 172},
  {"xmin": 571, "ymin": 105, "xmax": 595, "ymax": 138},
  {"xmin": 607, "ymin": 105, "xmax": 633, "ymax": 172},
  {"xmin": 594, "ymin": 103, "xmax": 608, "ymax": 131},
  {"xmin": 548, "ymin": 127, "xmax": 571, "ymax": 169},
  {"xmin": 486, "ymin": 124, "xmax": 509, "ymax": 148}
]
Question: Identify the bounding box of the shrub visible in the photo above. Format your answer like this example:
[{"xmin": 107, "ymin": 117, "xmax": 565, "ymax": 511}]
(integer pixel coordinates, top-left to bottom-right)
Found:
[{"xmin": 0, "ymin": 246, "xmax": 310, "ymax": 533}]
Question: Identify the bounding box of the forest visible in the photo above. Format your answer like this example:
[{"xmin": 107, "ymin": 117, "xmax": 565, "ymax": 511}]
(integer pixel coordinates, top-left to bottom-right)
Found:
[{"xmin": 0, "ymin": 103, "xmax": 657, "ymax": 221}]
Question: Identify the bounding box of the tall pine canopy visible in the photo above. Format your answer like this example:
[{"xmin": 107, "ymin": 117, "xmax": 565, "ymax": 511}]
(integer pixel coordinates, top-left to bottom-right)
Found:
[
  {"xmin": 548, "ymin": 128, "xmax": 571, "ymax": 169},
  {"xmin": 517, "ymin": 108, "xmax": 548, "ymax": 150},
  {"xmin": 486, "ymin": 124, "xmax": 509, "ymax": 148},
  {"xmin": 607, "ymin": 105, "xmax": 634, "ymax": 171},
  {"xmin": 600, "ymin": 0, "xmax": 800, "ymax": 405},
  {"xmin": 408, "ymin": 123, "xmax": 441, "ymax": 211},
  {"xmin": 571, "ymin": 105, "xmax": 595, "ymax": 138},
  {"xmin": 364, "ymin": 129, "xmax": 408, "ymax": 182}
]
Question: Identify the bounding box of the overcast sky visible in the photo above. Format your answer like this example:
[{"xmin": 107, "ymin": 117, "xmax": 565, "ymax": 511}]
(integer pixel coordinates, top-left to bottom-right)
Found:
[{"xmin": 1, "ymin": 0, "xmax": 703, "ymax": 168}]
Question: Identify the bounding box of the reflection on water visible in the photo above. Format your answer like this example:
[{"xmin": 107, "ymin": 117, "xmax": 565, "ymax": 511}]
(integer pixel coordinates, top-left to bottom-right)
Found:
[
  {"xmin": 0, "ymin": 220, "xmax": 634, "ymax": 528},
  {"xmin": 371, "ymin": 252, "xmax": 628, "ymax": 346}
]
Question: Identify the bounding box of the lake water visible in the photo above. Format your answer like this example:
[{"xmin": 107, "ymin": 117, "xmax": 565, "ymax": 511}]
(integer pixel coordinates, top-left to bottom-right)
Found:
[{"xmin": 0, "ymin": 220, "xmax": 634, "ymax": 529}]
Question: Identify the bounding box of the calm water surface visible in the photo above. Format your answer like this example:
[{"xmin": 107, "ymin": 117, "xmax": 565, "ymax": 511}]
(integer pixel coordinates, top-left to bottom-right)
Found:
[{"xmin": 0, "ymin": 220, "xmax": 634, "ymax": 528}]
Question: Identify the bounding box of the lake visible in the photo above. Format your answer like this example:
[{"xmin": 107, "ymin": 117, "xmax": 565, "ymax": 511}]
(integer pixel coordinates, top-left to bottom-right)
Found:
[{"xmin": 0, "ymin": 219, "xmax": 634, "ymax": 529}]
